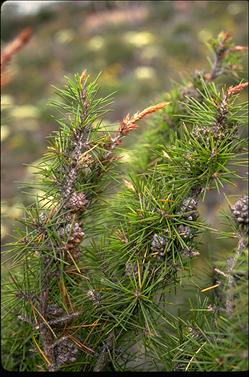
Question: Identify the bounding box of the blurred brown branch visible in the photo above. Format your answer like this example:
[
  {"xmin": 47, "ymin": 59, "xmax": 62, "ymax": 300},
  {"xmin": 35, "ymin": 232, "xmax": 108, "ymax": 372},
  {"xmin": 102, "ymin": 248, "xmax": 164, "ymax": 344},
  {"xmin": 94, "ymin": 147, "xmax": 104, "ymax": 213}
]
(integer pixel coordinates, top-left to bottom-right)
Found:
[
  {"xmin": 1, "ymin": 27, "xmax": 32, "ymax": 87},
  {"xmin": 85, "ymin": 6, "xmax": 148, "ymax": 32}
]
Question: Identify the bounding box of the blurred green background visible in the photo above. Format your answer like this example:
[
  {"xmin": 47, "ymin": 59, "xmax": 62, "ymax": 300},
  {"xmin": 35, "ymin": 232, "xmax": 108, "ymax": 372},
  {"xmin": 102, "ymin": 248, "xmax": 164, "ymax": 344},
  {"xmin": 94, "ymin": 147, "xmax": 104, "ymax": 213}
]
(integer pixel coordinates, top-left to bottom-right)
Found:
[{"xmin": 1, "ymin": 0, "xmax": 248, "ymax": 266}]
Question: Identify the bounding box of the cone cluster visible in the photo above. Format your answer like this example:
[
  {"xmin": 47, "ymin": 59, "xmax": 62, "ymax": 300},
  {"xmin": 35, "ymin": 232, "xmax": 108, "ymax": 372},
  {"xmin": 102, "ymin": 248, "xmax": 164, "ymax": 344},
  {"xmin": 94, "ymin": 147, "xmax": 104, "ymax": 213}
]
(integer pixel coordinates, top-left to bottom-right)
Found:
[
  {"xmin": 151, "ymin": 233, "xmax": 168, "ymax": 260},
  {"xmin": 178, "ymin": 224, "xmax": 193, "ymax": 239},
  {"xmin": 66, "ymin": 192, "xmax": 88, "ymax": 212},
  {"xmin": 59, "ymin": 222, "xmax": 84, "ymax": 260},
  {"xmin": 193, "ymin": 125, "xmax": 225, "ymax": 144},
  {"xmin": 177, "ymin": 196, "xmax": 199, "ymax": 241},
  {"xmin": 125, "ymin": 262, "xmax": 138, "ymax": 277},
  {"xmin": 55, "ymin": 339, "xmax": 78, "ymax": 367},
  {"xmin": 231, "ymin": 196, "xmax": 248, "ymax": 226},
  {"xmin": 180, "ymin": 197, "xmax": 198, "ymax": 221},
  {"xmin": 87, "ymin": 289, "xmax": 101, "ymax": 307},
  {"xmin": 47, "ymin": 304, "xmax": 64, "ymax": 320}
]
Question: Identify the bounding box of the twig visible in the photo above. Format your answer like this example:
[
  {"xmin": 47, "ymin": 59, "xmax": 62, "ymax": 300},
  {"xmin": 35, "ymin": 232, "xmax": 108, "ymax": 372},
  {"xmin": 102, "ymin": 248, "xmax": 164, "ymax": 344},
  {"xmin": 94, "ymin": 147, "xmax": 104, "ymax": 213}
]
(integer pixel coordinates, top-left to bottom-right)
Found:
[
  {"xmin": 204, "ymin": 32, "xmax": 248, "ymax": 82},
  {"xmin": 62, "ymin": 76, "xmax": 91, "ymax": 200},
  {"xmin": 205, "ymin": 31, "xmax": 231, "ymax": 81},
  {"xmin": 36, "ymin": 74, "xmax": 92, "ymax": 371},
  {"xmin": 1, "ymin": 27, "xmax": 32, "ymax": 86},
  {"xmin": 35, "ymin": 312, "xmax": 81, "ymax": 329}
]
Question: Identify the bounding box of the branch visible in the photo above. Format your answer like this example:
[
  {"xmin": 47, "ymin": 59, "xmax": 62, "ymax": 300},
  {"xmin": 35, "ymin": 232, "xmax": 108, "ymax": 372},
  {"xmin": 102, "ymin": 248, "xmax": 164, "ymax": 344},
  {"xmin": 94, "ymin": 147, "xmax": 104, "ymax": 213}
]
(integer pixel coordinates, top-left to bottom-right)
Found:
[
  {"xmin": 204, "ymin": 31, "xmax": 248, "ymax": 82},
  {"xmin": 205, "ymin": 31, "xmax": 232, "ymax": 81},
  {"xmin": 1, "ymin": 27, "xmax": 32, "ymax": 86},
  {"xmin": 22, "ymin": 71, "xmax": 168, "ymax": 371}
]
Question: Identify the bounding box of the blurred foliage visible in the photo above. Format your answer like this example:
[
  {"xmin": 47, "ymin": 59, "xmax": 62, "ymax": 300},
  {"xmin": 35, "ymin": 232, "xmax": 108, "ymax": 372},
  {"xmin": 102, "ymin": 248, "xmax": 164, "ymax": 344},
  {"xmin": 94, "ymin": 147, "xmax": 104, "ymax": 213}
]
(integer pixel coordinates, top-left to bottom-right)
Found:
[{"xmin": 1, "ymin": 0, "xmax": 248, "ymax": 250}]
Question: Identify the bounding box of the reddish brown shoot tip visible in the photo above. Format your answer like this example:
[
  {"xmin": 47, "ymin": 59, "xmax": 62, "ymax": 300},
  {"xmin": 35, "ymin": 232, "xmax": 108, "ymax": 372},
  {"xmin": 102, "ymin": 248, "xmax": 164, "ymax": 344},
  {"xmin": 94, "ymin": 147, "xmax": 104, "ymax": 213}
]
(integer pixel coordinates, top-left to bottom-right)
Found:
[
  {"xmin": 229, "ymin": 45, "xmax": 248, "ymax": 52},
  {"xmin": 80, "ymin": 69, "xmax": 87, "ymax": 83},
  {"xmin": 227, "ymin": 82, "xmax": 248, "ymax": 96}
]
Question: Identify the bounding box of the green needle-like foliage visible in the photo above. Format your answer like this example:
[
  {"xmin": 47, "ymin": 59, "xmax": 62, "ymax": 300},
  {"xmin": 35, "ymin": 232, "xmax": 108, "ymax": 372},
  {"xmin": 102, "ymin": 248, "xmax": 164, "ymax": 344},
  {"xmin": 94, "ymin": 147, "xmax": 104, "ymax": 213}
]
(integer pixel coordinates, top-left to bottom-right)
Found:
[
  {"xmin": 78, "ymin": 33, "xmax": 248, "ymax": 371},
  {"xmin": 150, "ymin": 200, "xmax": 248, "ymax": 372},
  {"xmin": 1, "ymin": 32, "xmax": 248, "ymax": 372},
  {"xmin": 1, "ymin": 70, "xmax": 167, "ymax": 372}
]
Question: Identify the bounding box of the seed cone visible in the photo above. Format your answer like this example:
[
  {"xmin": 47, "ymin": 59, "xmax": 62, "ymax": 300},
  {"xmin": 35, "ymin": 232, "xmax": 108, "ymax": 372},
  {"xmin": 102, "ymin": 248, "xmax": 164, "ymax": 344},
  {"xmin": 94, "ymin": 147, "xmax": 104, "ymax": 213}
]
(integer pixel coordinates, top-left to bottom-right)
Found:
[
  {"xmin": 66, "ymin": 192, "xmax": 88, "ymax": 212},
  {"xmin": 151, "ymin": 233, "xmax": 168, "ymax": 259},
  {"xmin": 55, "ymin": 339, "xmax": 79, "ymax": 367},
  {"xmin": 231, "ymin": 196, "xmax": 249, "ymax": 226},
  {"xmin": 180, "ymin": 197, "xmax": 198, "ymax": 221}
]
